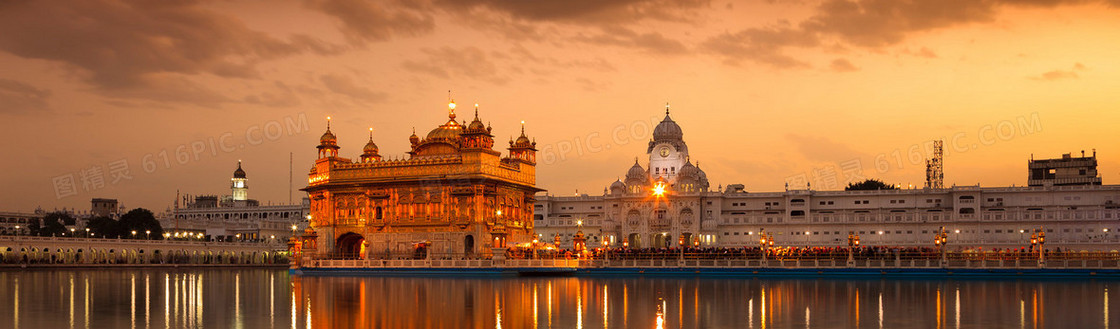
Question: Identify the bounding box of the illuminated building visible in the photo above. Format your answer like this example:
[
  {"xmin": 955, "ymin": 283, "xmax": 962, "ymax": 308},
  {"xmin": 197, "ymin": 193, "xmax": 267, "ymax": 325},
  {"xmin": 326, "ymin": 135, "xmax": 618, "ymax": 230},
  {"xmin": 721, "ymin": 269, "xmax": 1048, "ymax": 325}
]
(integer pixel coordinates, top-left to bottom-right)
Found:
[
  {"xmin": 301, "ymin": 101, "xmax": 540, "ymax": 259},
  {"xmin": 534, "ymin": 107, "xmax": 1120, "ymax": 250},
  {"xmin": 167, "ymin": 161, "xmax": 309, "ymax": 242}
]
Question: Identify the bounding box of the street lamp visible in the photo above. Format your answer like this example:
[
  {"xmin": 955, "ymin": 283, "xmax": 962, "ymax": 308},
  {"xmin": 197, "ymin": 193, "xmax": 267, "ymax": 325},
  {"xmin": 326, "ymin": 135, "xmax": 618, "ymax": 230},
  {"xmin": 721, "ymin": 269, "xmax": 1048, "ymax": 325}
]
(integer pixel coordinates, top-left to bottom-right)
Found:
[
  {"xmin": 85, "ymin": 228, "xmax": 89, "ymax": 238},
  {"xmin": 935, "ymin": 227, "xmax": 949, "ymax": 266},
  {"xmin": 131, "ymin": 230, "xmax": 137, "ymax": 239},
  {"xmin": 13, "ymin": 225, "xmax": 19, "ymax": 236},
  {"xmin": 145, "ymin": 230, "xmax": 151, "ymax": 240},
  {"xmin": 847, "ymin": 231, "xmax": 861, "ymax": 265},
  {"xmin": 70, "ymin": 228, "xmax": 75, "ymax": 237}
]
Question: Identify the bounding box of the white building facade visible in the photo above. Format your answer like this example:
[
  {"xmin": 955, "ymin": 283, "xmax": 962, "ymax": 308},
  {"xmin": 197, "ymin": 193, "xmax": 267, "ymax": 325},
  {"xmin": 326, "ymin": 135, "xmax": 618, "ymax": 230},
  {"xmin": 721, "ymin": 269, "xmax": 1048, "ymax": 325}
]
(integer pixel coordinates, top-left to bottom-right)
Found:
[{"xmin": 534, "ymin": 109, "xmax": 1120, "ymax": 250}]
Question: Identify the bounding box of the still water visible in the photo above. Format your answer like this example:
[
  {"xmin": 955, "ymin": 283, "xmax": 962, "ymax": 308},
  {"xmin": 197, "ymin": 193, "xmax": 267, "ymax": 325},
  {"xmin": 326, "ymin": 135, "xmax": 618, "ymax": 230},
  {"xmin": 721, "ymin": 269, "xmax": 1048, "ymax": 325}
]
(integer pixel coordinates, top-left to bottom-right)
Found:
[{"xmin": 0, "ymin": 269, "xmax": 1115, "ymax": 329}]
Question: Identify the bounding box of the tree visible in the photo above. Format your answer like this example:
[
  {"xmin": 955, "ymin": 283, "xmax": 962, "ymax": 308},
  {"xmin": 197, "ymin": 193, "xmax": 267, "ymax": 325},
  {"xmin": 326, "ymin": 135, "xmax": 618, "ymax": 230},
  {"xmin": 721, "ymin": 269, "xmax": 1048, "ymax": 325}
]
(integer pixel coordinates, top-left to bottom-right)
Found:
[
  {"xmin": 86, "ymin": 216, "xmax": 117, "ymax": 238},
  {"xmin": 845, "ymin": 179, "xmax": 898, "ymax": 191},
  {"xmin": 118, "ymin": 208, "xmax": 164, "ymax": 240},
  {"xmin": 35, "ymin": 212, "xmax": 72, "ymax": 237}
]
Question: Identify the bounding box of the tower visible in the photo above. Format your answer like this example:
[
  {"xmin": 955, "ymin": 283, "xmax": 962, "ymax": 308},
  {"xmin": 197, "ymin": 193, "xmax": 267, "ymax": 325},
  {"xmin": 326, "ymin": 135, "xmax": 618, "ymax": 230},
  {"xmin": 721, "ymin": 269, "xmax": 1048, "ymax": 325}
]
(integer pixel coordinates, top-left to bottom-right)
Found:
[
  {"xmin": 231, "ymin": 160, "xmax": 248, "ymax": 201},
  {"xmin": 360, "ymin": 127, "xmax": 382, "ymax": 162},
  {"xmin": 507, "ymin": 121, "xmax": 537, "ymax": 164},
  {"xmin": 317, "ymin": 117, "xmax": 339, "ymax": 159},
  {"xmin": 925, "ymin": 140, "xmax": 944, "ymax": 189},
  {"xmin": 648, "ymin": 103, "xmax": 688, "ymax": 182}
]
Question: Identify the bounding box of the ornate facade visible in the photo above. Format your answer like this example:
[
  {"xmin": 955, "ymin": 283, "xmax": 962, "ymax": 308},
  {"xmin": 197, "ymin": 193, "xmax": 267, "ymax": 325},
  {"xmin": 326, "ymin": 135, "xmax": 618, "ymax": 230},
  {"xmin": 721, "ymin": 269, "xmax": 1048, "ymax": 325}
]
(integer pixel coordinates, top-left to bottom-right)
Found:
[{"xmin": 301, "ymin": 101, "xmax": 540, "ymax": 259}]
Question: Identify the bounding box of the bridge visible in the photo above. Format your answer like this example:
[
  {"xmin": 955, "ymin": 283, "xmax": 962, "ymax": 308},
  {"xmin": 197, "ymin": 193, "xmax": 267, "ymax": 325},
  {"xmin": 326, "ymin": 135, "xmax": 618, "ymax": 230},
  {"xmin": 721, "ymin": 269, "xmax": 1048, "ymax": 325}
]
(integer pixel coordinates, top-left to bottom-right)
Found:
[{"xmin": 0, "ymin": 236, "xmax": 289, "ymax": 266}]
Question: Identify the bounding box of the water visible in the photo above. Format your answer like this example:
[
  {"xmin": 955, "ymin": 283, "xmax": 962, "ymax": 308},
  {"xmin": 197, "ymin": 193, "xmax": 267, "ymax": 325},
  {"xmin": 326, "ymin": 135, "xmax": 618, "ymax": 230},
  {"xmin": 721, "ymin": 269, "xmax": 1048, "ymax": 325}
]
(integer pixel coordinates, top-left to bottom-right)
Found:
[{"xmin": 0, "ymin": 269, "xmax": 1115, "ymax": 329}]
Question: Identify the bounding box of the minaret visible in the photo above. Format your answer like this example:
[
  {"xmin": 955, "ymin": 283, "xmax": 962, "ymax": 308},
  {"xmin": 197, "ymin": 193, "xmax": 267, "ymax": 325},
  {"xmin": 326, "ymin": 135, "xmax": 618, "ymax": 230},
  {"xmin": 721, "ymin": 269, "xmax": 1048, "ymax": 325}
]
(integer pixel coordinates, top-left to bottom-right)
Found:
[
  {"xmin": 317, "ymin": 117, "xmax": 340, "ymax": 159},
  {"xmin": 231, "ymin": 160, "xmax": 248, "ymax": 201}
]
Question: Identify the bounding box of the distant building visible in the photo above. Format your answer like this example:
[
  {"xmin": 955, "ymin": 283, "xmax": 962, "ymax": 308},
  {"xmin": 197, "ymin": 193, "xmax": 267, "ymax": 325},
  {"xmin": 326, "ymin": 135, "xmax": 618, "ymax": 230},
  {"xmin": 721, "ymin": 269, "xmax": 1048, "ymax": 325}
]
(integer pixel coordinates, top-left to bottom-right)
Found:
[
  {"xmin": 90, "ymin": 198, "xmax": 119, "ymax": 217},
  {"xmin": 167, "ymin": 161, "xmax": 309, "ymax": 242},
  {"xmin": 1028, "ymin": 151, "xmax": 1102, "ymax": 187},
  {"xmin": 0, "ymin": 210, "xmax": 42, "ymax": 235},
  {"xmin": 301, "ymin": 101, "xmax": 539, "ymax": 259}
]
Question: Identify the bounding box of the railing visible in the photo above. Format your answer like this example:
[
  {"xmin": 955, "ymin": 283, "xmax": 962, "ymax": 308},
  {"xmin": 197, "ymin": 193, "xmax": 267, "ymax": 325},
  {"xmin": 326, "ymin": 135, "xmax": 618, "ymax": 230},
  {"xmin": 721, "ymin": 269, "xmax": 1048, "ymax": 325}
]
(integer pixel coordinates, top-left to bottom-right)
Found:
[{"xmin": 297, "ymin": 250, "xmax": 1120, "ymax": 270}]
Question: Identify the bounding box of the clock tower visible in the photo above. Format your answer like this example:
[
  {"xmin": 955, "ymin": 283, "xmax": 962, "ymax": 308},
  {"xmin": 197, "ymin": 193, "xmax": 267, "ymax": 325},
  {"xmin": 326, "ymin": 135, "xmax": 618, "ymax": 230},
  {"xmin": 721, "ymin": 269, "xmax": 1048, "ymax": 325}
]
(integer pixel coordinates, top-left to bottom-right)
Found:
[{"xmin": 647, "ymin": 104, "xmax": 688, "ymax": 183}]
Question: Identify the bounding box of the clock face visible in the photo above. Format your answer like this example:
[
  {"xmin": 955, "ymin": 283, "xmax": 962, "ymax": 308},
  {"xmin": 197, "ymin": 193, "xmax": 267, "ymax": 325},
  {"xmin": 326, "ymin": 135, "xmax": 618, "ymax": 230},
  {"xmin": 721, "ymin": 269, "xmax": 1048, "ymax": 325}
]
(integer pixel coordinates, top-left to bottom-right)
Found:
[{"xmin": 659, "ymin": 147, "xmax": 670, "ymax": 157}]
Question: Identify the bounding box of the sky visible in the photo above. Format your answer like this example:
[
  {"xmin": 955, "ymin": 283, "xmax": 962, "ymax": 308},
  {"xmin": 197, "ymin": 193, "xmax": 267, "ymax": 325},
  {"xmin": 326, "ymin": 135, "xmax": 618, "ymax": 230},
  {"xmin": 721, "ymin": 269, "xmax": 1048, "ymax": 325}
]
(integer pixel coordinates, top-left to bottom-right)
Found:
[{"xmin": 2, "ymin": 0, "xmax": 1119, "ymax": 213}]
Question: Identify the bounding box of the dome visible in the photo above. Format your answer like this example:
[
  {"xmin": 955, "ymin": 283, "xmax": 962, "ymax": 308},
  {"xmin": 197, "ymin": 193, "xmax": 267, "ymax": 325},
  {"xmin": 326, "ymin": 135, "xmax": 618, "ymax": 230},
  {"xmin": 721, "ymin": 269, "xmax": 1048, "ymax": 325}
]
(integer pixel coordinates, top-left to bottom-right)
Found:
[
  {"xmin": 233, "ymin": 161, "xmax": 246, "ymax": 178},
  {"xmin": 678, "ymin": 161, "xmax": 699, "ymax": 177},
  {"xmin": 652, "ymin": 112, "xmax": 683, "ymax": 141},
  {"xmin": 610, "ymin": 179, "xmax": 626, "ymax": 190},
  {"xmin": 626, "ymin": 161, "xmax": 646, "ymax": 179},
  {"xmin": 363, "ymin": 139, "xmax": 379, "ymax": 154},
  {"xmin": 426, "ymin": 121, "xmax": 462, "ymax": 140},
  {"xmin": 319, "ymin": 129, "xmax": 336, "ymax": 144}
]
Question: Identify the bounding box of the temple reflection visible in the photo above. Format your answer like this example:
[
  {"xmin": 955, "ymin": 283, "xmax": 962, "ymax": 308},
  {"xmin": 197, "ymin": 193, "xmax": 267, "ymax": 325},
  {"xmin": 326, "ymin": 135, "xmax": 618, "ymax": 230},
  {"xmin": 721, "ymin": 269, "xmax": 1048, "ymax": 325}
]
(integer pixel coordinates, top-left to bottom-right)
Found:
[{"xmin": 0, "ymin": 270, "xmax": 1117, "ymax": 328}]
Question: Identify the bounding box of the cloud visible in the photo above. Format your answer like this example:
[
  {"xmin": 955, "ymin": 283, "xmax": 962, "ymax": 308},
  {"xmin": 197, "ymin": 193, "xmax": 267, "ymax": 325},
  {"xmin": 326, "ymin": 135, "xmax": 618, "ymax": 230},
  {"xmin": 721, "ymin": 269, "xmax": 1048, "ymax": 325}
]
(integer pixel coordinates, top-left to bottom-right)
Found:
[
  {"xmin": 0, "ymin": 79, "xmax": 51, "ymax": 114},
  {"xmin": 701, "ymin": 26, "xmax": 819, "ymax": 67},
  {"xmin": 320, "ymin": 74, "xmax": 388, "ymax": 103},
  {"xmin": 304, "ymin": 0, "xmax": 435, "ymax": 44},
  {"xmin": 401, "ymin": 47, "xmax": 509, "ymax": 84},
  {"xmin": 830, "ymin": 58, "xmax": 859, "ymax": 72},
  {"xmin": 434, "ymin": 0, "xmax": 711, "ymax": 24},
  {"xmin": 0, "ymin": 0, "xmax": 340, "ymax": 104},
  {"xmin": 244, "ymin": 81, "xmax": 303, "ymax": 108},
  {"xmin": 574, "ymin": 27, "xmax": 689, "ymax": 55},
  {"xmin": 1030, "ymin": 62, "xmax": 1087, "ymax": 81},
  {"xmin": 702, "ymin": 0, "xmax": 1116, "ymax": 68}
]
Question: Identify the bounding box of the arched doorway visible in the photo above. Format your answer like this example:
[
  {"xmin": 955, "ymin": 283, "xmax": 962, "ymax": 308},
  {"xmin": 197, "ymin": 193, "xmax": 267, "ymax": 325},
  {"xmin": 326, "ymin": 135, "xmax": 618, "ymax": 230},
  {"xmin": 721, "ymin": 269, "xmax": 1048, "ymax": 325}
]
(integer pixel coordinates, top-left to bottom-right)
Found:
[
  {"xmin": 627, "ymin": 233, "xmax": 642, "ymax": 248},
  {"xmin": 335, "ymin": 233, "xmax": 365, "ymax": 259},
  {"xmin": 464, "ymin": 235, "xmax": 475, "ymax": 256}
]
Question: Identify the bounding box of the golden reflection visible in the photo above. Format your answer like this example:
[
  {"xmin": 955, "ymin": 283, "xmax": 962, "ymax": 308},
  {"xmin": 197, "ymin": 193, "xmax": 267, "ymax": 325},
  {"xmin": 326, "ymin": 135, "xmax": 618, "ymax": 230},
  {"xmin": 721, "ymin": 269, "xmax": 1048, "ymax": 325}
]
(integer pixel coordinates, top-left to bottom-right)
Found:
[
  {"xmin": 761, "ymin": 285, "xmax": 766, "ymax": 329},
  {"xmin": 69, "ymin": 274, "xmax": 74, "ymax": 329},
  {"xmin": 936, "ymin": 288, "xmax": 942, "ymax": 329},
  {"xmin": 623, "ymin": 284, "xmax": 628, "ymax": 328},
  {"xmin": 878, "ymin": 292, "xmax": 883, "ymax": 329},
  {"xmin": 854, "ymin": 288, "xmax": 860, "ymax": 328},
  {"xmin": 270, "ymin": 273, "xmax": 275, "ymax": 327},
  {"xmin": 305, "ymin": 296, "xmax": 311, "ymax": 329},
  {"xmin": 196, "ymin": 273, "xmax": 203, "ymax": 327},
  {"xmin": 576, "ymin": 285, "xmax": 582, "ymax": 329},
  {"xmin": 1020, "ymin": 299, "xmax": 1025, "ymax": 329},
  {"xmin": 145, "ymin": 274, "xmax": 150, "ymax": 329},
  {"xmin": 290, "ymin": 290, "xmax": 296, "ymax": 329},
  {"xmin": 547, "ymin": 282, "xmax": 552, "ymax": 328},
  {"xmin": 1105, "ymin": 287, "xmax": 1110, "ymax": 329},
  {"xmin": 955, "ymin": 288, "xmax": 960, "ymax": 329},
  {"xmin": 13, "ymin": 277, "xmax": 18, "ymax": 329},
  {"xmin": 602, "ymin": 285, "xmax": 608, "ymax": 329},
  {"xmin": 84, "ymin": 276, "xmax": 90, "ymax": 329},
  {"xmin": 748, "ymin": 298, "xmax": 753, "ymax": 329},
  {"xmin": 131, "ymin": 274, "xmax": 136, "ymax": 329},
  {"xmin": 655, "ymin": 298, "xmax": 665, "ymax": 329},
  {"xmin": 532, "ymin": 285, "xmax": 538, "ymax": 329},
  {"xmin": 495, "ymin": 295, "xmax": 502, "ymax": 329},
  {"xmin": 805, "ymin": 306, "xmax": 810, "ymax": 329},
  {"xmin": 164, "ymin": 274, "xmax": 169, "ymax": 329},
  {"xmin": 235, "ymin": 273, "xmax": 242, "ymax": 328}
]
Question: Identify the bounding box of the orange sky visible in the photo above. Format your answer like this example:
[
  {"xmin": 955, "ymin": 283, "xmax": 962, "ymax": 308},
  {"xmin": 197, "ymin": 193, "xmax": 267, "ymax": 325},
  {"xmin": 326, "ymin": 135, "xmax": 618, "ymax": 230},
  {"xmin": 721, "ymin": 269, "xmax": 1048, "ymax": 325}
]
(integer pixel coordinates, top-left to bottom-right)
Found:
[{"xmin": 1, "ymin": 0, "xmax": 1118, "ymax": 212}]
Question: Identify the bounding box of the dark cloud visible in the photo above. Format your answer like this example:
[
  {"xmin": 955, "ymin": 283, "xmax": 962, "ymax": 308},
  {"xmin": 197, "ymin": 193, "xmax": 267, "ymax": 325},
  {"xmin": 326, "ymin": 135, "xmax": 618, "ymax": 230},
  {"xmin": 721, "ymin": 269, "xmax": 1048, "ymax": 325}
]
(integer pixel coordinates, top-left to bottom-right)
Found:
[
  {"xmin": 574, "ymin": 27, "xmax": 689, "ymax": 55},
  {"xmin": 434, "ymin": 0, "xmax": 711, "ymax": 23},
  {"xmin": 244, "ymin": 81, "xmax": 303, "ymax": 108},
  {"xmin": 304, "ymin": 0, "xmax": 435, "ymax": 44},
  {"xmin": 829, "ymin": 58, "xmax": 859, "ymax": 72},
  {"xmin": 402, "ymin": 47, "xmax": 509, "ymax": 84},
  {"xmin": 0, "ymin": 79, "xmax": 51, "ymax": 114},
  {"xmin": 0, "ymin": 0, "xmax": 340, "ymax": 104},
  {"xmin": 320, "ymin": 74, "xmax": 388, "ymax": 103},
  {"xmin": 703, "ymin": 0, "xmax": 1116, "ymax": 68}
]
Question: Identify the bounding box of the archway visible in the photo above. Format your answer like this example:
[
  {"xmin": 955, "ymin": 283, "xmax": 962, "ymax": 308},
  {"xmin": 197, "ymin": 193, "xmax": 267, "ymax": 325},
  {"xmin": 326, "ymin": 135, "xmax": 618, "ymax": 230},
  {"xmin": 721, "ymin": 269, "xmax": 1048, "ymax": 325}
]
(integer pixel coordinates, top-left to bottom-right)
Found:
[
  {"xmin": 464, "ymin": 235, "xmax": 475, "ymax": 256},
  {"xmin": 626, "ymin": 233, "xmax": 642, "ymax": 249},
  {"xmin": 335, "ymin": 232, "xmax": 365, "ymax": 259}
]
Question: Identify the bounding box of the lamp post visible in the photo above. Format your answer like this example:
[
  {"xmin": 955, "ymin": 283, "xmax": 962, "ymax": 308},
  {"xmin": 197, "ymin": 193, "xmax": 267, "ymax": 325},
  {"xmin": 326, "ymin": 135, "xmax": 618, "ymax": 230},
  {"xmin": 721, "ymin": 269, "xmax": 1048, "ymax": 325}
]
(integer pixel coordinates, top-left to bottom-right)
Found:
[
  {"xmin": 146, "ymin": 230, "xmax": 151, "ymax": 240},
  {"xmin": 85, "ymin": 228, "xmax": 90, "ymax": 238},
  {"xmin": 13, "ymin": 225, "xmax": 19, "ymax": 236},
  {"xmin": 934, "ymin": 227, "xmax": 948, "ymax": 267},
  {"xmin": 70, "ymin": 228, "xmax": 76, "ymax": 238},
  {"xmin": 1037, "ymin": 228, "xmax": 1046, "ymax": 266},
  {"xmin": 131, "ymin": 230, "xmax": 137, "ymax": 239},
  {"xmin": 847, "ymin": 231, "xmax": 860, "ymax": 267}
]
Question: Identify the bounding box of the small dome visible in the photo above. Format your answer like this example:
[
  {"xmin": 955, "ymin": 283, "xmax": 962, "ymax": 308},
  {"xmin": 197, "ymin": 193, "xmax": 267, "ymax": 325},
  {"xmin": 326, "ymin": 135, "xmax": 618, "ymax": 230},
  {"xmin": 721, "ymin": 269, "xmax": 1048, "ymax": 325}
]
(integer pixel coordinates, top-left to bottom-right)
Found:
[
  {"xmin": 679, "ymin": 161, "xmax": 699, "ymax": 177},
  {"xmin": 233, "ymin": 162, "xmax": 246, "ymax": 178},
  {"xmin": 363, "ymin": 140, "xmax": 379, "ymax": 154},
  {"xmin": 320, "ymin": 129, "xmax": 336, "ymax": 144},
  {"xmin": 409, "ymin": 128, "xmax": 419, "ymax": 144},
  {"xmin": 610, "ymin": 179, "xmax": 626, "ymax": 191},
  {"xmin": 626, "ymin": 161, "xmax": 646, "ymax": 179}
]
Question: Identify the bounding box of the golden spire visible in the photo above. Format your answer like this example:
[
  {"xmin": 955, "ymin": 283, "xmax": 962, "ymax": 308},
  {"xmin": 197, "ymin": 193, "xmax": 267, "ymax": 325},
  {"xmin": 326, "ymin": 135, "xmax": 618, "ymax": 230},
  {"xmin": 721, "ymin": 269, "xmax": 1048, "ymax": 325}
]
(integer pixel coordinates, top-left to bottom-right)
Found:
[
  {"xmin": 665, "ymin": 102, "xmax": 670, "ymax": 115},
  {"xmin": 326, "ymin": 116, "xmax": 332, "ymax": 130},
  {"xmin": 520, "ymin": 120, "xmax": 526, "ymax": 136},
  {"xmin": 368, "ymin": 127, "xmax": 373, "ymax": 141}
]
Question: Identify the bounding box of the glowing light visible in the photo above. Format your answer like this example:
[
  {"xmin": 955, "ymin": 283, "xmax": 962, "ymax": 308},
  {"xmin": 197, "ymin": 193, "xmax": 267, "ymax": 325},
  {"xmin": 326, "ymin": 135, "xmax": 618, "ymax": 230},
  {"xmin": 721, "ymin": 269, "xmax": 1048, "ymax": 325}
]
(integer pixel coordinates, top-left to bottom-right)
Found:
[
  {"xmin": 652, "ymin": 183, "xmax": 666, "ymax": 197},
  {"xmin": 449, "ymin": 102, "xmax": 456, "ymax": 110}
]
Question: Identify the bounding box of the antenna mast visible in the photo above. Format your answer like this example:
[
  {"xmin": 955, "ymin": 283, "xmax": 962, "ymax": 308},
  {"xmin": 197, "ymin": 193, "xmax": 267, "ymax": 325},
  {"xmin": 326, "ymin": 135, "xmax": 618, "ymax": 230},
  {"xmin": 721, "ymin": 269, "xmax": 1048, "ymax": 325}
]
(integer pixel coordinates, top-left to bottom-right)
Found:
[{"xmin": 925, "ymin": 140, "xmax": 944, "ymax": 189}]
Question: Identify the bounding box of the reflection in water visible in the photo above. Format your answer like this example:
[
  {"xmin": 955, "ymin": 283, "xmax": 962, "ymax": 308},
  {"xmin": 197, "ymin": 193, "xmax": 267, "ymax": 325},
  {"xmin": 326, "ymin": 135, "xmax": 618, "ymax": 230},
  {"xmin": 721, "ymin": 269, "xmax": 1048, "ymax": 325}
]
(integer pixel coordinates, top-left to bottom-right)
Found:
[{"xmin": 0, "ymin": 270, "xmax": 1119, "ymax": 328}]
